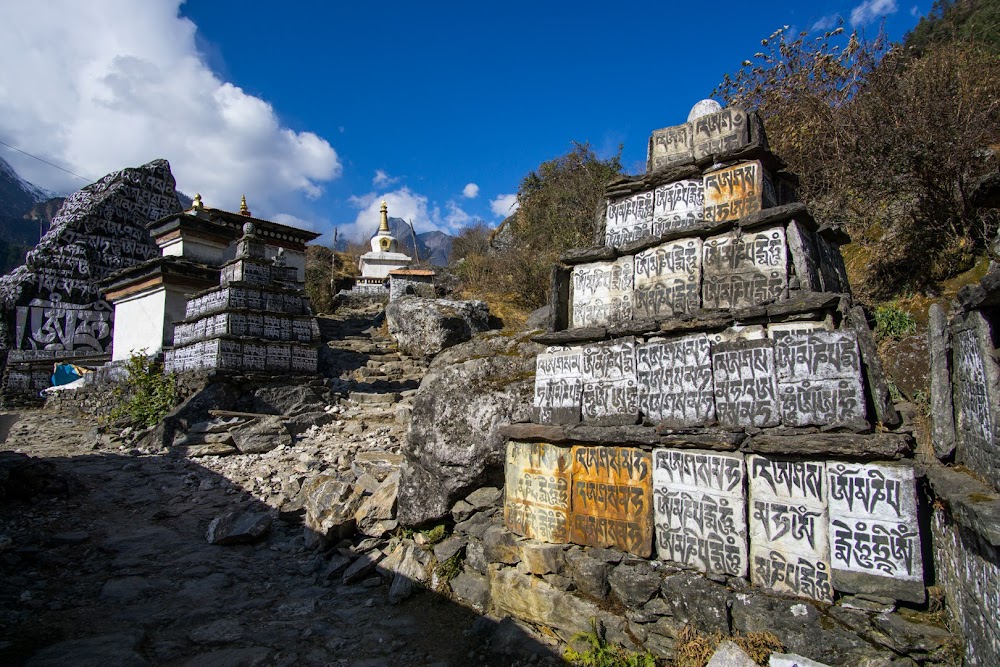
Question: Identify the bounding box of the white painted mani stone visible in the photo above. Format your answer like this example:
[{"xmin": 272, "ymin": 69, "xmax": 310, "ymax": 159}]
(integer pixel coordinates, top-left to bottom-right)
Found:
[
  {"xmin": 748, "ymin": 455, "xmax": 833, "ymax": 603},
  {"xmin": 766, "ymin": 320, "xmax": 833, "ymax": 339},
  {"xmin": 605, "ymin": 190, "xmax": 654, "ymax": 248},
  {"xmin": 637, "ymin": 334, "xmax": 715, "ymax": 427},
  {"xmin": 702, "ymin": 226, "xmax": 788, "ymax": 310},
  {"xmin": 652, "ymin": 449, "xmax": 748, "ymax": 577},
  {"xmin": 633, "ymin": 238, "xmax": 702, "ymax": 319},
  {"xmin": 712, "ymin": 339, "xmax": 781, "ymax": 429},
  {"xmin": 692, "ymin": 107, "xmax": 750, "ymax": 161},
  {"xmin": 652, "ymin": 179, "xmax": 704, "ymax": 236},
  {"xmin": 533, "ymin": 346, "xmax": 584, "ymax": 424},
  {"xmin": 827, "ymin": 462, "xmax": 923, "ymax": 586},
  {"xmin": 774, "ymin": 330, "xmax": 866, "ymax": 427},
  {"xmin": 504, "ymin": 441, "xmax": 572, "ymax": 544}
]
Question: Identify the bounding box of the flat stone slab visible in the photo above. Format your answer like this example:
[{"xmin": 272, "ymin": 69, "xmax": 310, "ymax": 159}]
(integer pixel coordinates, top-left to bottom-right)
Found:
[
  {"xmin": 746, "ymin": 433, "xmax": 912, "ymax": 460},
  {"xmin": 500, "ymin": 422, "xmax": 659, "ymax": 446},
  {"xmin": 560, "ymin": 246, "xmax": 618, "ymax": 265},
  {"xmin": 921, "ymin": 462, "xmax": 1000, "ymax": 547}
]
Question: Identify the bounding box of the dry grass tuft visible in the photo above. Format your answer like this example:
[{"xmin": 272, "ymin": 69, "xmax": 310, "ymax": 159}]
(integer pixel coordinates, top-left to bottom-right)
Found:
[{"xmin": 674, "ymin": 625, "xmax": 783, "ymax": 667}]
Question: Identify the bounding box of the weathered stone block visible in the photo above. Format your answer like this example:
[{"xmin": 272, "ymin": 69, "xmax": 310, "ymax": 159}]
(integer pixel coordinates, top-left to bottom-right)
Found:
[
  {"xmin": 648, "ymin": 122, "xmax": 694, "ymax": 171},
  {"xmin": 633, "ymin": 238, "xmax": 702, "ymax": 319},
  {"xmin": 579, "ymin": 337, "xmax": 639, "ymax": 426},
  {"xmin": 827, "ymin": 462, "xmax": 924, "ymax": 603},
  {"xmin": 504, "ymin": 441, "xmax": 571, "ymax": 544},
  {"xmin": 637, "ymin": 334, "xmax": 715, "ymax": 427},
  {"xmin": 774, "ymin": 330, "xmax": 866, "ymax": 428},
  {"xmin": 692, "ymin": 107, "xmax": 750, "ymax": 161},
  {"xmin": 702, "ymin": 227, "xmax": 787, "ymax": 310},
  {"xmin": 608, "ymin": 562, "xmax": 662, "ymax": 608},
  {"xmin": 659, "ymin": 571, "xmax": 732, "ymax": 634},
  {"xmin": 569, "ymin": 446, "xmax": 653, "ymax": 557},
  {"xmin": 712, "ymin": 339, "xmax": 780, "ymax": 429},
  {"xmin": 571, "ymin": 257, "xmax": 633, "ymax": 329},
  {"xmin": 953, "ymin": 311, "xmax": 1000, "ymax": 491},
  {"xmin": 653, "ymin": 449, "xmax": 747, "ymax": 577},
  {"xmin": 533, "ymin": 346, "xmax": 583, "ymax": 425},
  {"xmin": 748, "ymin": 455, "xmax": 832, "ymax": 603},
  {"xmin": 652, "ymin": 179, "xmax": 704, "ymax": 236},
  {"xmin": 702, "ymin": 161, "xmax": 774, "ymax": 224},
  {"xmin": 565, "ymin": 548, "xmax": 613, "ymax": 599},
  {"xmin": 605, "ymin": 190, "xmax": 653, "ymax": 248},
  {"xmin": 520, "ymin": 542, "xmax": 566, "ymax": 576}
]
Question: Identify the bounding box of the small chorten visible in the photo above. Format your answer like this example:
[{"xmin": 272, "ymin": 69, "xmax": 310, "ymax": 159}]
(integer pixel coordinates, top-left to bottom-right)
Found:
[
  {"xmin": 356, "ymin": 200, "xmax": 412, "ymax": 283},
  {"xmin": 240, "ymin": 194, "xmax": 252, "ymax": 217}
]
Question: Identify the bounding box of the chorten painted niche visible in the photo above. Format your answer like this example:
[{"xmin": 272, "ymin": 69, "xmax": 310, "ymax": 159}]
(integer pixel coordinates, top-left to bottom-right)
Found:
[{"xmin": 356, "ymin": 201, "xmax": 412, "ymax": 289}]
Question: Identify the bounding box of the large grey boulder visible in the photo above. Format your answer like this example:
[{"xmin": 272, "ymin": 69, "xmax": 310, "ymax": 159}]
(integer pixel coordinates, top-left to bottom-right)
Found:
[
  {"xmin": 385, "ymin": 296, "xmax": 493, "ymax": 358},
  {"xmin": 397, "ymin": 331, "xmax": 542, "ymax": 526}
]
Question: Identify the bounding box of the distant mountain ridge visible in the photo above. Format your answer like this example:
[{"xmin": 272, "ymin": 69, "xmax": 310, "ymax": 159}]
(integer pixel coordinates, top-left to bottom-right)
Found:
[
  {"xmin": 365, "ymin": 217, "xmax": 453, "ymax": 266},
  {"xmin": 0, "ymin": 156, "xmax": 65, "ymax": 274}
]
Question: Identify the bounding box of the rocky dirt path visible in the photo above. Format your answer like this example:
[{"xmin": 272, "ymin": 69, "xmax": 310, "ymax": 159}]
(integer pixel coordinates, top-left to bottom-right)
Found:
[{"xmin": 0, "ymin": 307, "xmax": 532, "ymax": 667}]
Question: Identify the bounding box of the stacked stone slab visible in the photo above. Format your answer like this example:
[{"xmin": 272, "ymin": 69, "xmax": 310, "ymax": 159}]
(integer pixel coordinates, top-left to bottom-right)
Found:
[
  {"xmin": 924, "ymin": 262, "xmax": 1000, "ymax": 664},
  {"xmin": 504, "ymin": 102, "xmax": 926, "ymax": 608},
  {"xmin": 164, "ymin": 222, "xmax": 319, "ymax": 374},
  {"xmin": 0, "ymin": 160, "xmax": 180, "ymax": 400}
]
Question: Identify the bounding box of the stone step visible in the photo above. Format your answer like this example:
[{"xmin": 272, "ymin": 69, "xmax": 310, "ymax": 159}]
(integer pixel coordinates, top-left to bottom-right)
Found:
[{"xmin": 349, "ymin": 391, "xmax": 401, "ymax": 405}]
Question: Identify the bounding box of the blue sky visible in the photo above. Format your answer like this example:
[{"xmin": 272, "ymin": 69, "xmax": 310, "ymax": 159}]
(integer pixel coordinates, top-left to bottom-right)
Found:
[{"xmin": 0, "ymin": 0, "xmax": 925, "ymax": 243}]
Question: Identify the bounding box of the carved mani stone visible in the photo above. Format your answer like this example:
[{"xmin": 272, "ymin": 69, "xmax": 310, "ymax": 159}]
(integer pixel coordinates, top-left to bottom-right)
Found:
[
  {"xmin": 691, "ymin": 107, "xmax": 750, "ymax": 162},
  {"xmin": 748, "ymin": 455, "xmax": 833, "ymax": 603},
  {"xmin": 570, "ymin": 445, "xmax": 653, "ymax": 557},
  {"xmin": 637, "ymin": 334, "xmax": 715, "ymax": 428},
  {"xmin": 712, "ymin": 339, "xmax": 780, "ymax": 429},
  {"xmin": 702, "ymin": 227, "xmax": 788, "ymax": 311},
  {"xmin": 653, "ymin": 449, "xmax": 747, "ymax": 577},
  {"xmin": 571, "ymin": 257, "xmax": 633, "ymax": 329},
  {"xmin": 504, "ymin": 441, "xmax": 572, "ymax": 544},
  {"xmin": 702, "ymin": 160, "xmax": 775, "ymax": 224},
  {"xmin": 652, "ymin": 180, "xmax": 704, "ymax": 236},
  {"xmin": 633, "ymin": 238, "xmax": 702, "ymax": 319},
  {"xmin": 533, "ymin": 346, "xmax": 584, "ymax": 425},
  {"xmin": 605, "ymin": 190, "xmax": 653, "ymax": 248},
  {"xmin": 773, "ymin": 330, "xmax": 866, "ymax": 428},
  {"xmin": 827, "ymin": 462, "xmax": 925, "ymax": 603}
]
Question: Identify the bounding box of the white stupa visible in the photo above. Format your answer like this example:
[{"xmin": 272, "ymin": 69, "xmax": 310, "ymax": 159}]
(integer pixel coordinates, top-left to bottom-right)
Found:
[{"xmin": 356, "ymin": 201, "xmax": 412, "ymax": 288}]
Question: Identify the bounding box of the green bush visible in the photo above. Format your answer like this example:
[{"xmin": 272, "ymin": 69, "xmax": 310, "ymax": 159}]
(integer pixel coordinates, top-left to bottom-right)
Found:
[
  {"xmin": 109, "ymin": 351, "xmax": 178, "ymax": 427},
  {"xmin": 873, "ymin": 303, "xmax": 917, "ymax": 341},
  {"xmin": 564, "ymin": 620, "xmax": 658, "ymax": 667}
]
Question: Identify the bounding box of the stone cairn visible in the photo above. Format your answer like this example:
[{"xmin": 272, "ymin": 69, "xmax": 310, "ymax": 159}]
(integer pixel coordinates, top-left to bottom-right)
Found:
[
  {"xmin": 0, "ymin": 159, "xmax": 179, "ymax": 401},
  {"xmin": 502, "ymin": 101, "xmax": 925, "ymax": 607},
  {"xmin": 164, "ymin": 222, "xmax": 319, "ymax": 374}
]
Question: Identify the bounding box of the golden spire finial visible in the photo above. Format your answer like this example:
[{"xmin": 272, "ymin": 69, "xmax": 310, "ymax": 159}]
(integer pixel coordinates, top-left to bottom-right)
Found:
[
  {"xmin": 240, "ymin": 194, "xmax": 251, "ymax": 217},
  {"xmin": 379, "ymin": 200, "xmax": 390, "ymax": 233},
  {"xmin": 193, "ymin": 193, "xmax": 203, "ymax": 210}
]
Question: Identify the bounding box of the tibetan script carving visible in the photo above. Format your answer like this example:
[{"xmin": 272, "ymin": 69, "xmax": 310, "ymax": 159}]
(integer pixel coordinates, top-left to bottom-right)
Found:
[
  {"xmin": 692, "ymin": 107, "xmax": 749, "ymax": 161},
  {"xmin": 653, "ymin": 449, "xmax": 747, "ymax": 577},
  {"xmin": 580, "ymin": 337, "xmax": 639, "ymax": 426},
  {"xmin": 702, "ymin": 227, "xmax": 787, "ymax": 310},
  {"xmin": 633, "ymin": 238, "xmax": 702, "ymax": 319},
  {"xmin": 774, "ymin": 331, "xmax": 865, "ymax": 427},
  {"xmin": 827, "ymin": 463, "xmax": 923, "ymax": 586},
  {"xmin": 649, "ymin": 123, "xmax": 694, "ymax": 171},
  {"xmin": 702, "ymin": 161, "xmax": 773, "ymax": 223},
  {"xmin": 571, "ymin": 257, "xmax": 633, "ymax": 328},
  {"xmin": 534, "ymin": 346, "xmax": 584, "ymax": 425},
  {"xmin": 605, "ymin": 191, "xmax": 653, "ymax": 248},
  {"xmin": 712, "ymin": 339, "xmax": 780, "ymax": 429},
  {"xmin": 637, "ymin": 335, "xmax": 715, "ymax": 427},
  {"xmin": 748, "ymin": 455, "xmax": 832, "ymax": 602},
  {"xmin": 652, "ymin": 180, "xmax": 704, "ymax": 236},
  {"xmin": 570, "ymin": 446, "xmax": 653, "ymax": 557},
  {"xmin": 504, "ymin": 441, "xmax": 572, "ymax": 544}
]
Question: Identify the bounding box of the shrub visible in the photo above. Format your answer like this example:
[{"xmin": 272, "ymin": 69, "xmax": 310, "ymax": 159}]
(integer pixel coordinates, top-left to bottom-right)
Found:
[
  {"xmin": 873, "ymin": 303, "xmax": 918, "ymax": 341},
  {"xmin": 109, "ymin": 351, "xmax": 178, "ymax": 428},
  {"xmin": 564, "ymin": 620, "xmax": 658, "ymax": 667}
]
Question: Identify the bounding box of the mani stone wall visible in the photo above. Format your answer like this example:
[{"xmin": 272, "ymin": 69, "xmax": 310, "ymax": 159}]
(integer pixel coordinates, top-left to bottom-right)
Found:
[
  {"xmin": 0, "ymin": 159, "xmax": 180, "ymax": 397},
  {"xmin": 925, "ymin": 263, "xmax": 1000, "ymax": 665},
  {"xmin": 164, "ymin": 223, "xmax": 319, "ymax": 375},
  {"xmin": 502, "ymin": 101, "xmax": 925, "ymax": 619}
]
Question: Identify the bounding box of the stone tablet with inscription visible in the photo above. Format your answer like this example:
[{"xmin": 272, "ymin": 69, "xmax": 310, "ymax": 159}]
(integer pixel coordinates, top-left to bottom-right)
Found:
[
  {"xmin": 653, "ymin": 449, "xmax": 747, "ymax": 577},
  {"xmin": 652, "ymin": 180, "xmax": 704, "ymax": 236},
  {"xmin": 774, "ymin": 331, "xmax": 866, "ymax": 427},
  {"xmin": 570, "ymin": 446, "xmax": 653, "ymax": 557},
  {"xmin": 827, "ymin": 462, "xmax": 924, "ymax": 602},
  {"xmin": 712, "ymin": 339, "xmax": 780, "ymax": 428},
  {"xmin": 767, "ymin": 321, "xmax": 833, "ymax": 340},
  {"xmin": 580, "ymin": 337, "xmax": 639, "ymax": 425},
  {"xmin": 504, "ymin": 441, "xmax": 572, "ymax": 544},
  {"xmin": 748, "ymin": 455, "xmax": 833, "ymax": 602},
  {"xmin": 571, "ymin": 257, "xmax": 633, "ymax": 328},
  {"xmin": 633, "ymin": 238, "xmax": 702, "ymax": 319},
  {"xmin": 648, "ymin": 122, "xmax": 694, "ymax": 171},
  {"xmin": 534, "ymin": 346, "xmax": 584, "ymax": 425},
  {"xmin": 786, "ymin": 220, "xmax": 823, "ymax": 292},
  {"xmin": 702, "ymin": 227, "xmax": 788, "ymax": 310},
  {"xmin": 637, "ymin": 335, "xmax": 715, "ymax": 427},
  {"xmin": 702, "ymin": 161, "xmax": 774, "ymax": 223},
  {"xmin": 605, "ymin": 191, "xmax": 654, "ymax": 248},
  {"xmin": 953, "ymin": 313, "xmax": 1000, "ymax": 491},
  {"xmin": 691, "ymin": 107, "xmax": 750, "ymax": 161}
]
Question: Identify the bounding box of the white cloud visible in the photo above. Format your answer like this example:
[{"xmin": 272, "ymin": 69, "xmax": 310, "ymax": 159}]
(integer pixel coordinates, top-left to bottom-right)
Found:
[
  {"xmin": 344, "ymin": 187, "xmax": 475, "ymax": 242},
  {"xmin": 0, "ymin": 0, "xmax": 340, "ymax": 218},
  {"xmin": 850, "ymin": 0, "xmax": 898, "ymax": 26},
  {"xmin": 490, "ymin": 193, "xmax": 519, "ymax": 219},
  {"xmin": 372, "ymin": 169, "xmax": 399, "ymax": 187},
  {"xmin": 811, "ymin": 15, "xmax": 839, "ymax": 31},
  {"xmin": 911, "ymin": 5, "xmax": 920, "ymax": 17},
  {"xmin": 462, "ymin": 182, "xmax": 479, "ymax": 199}
]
